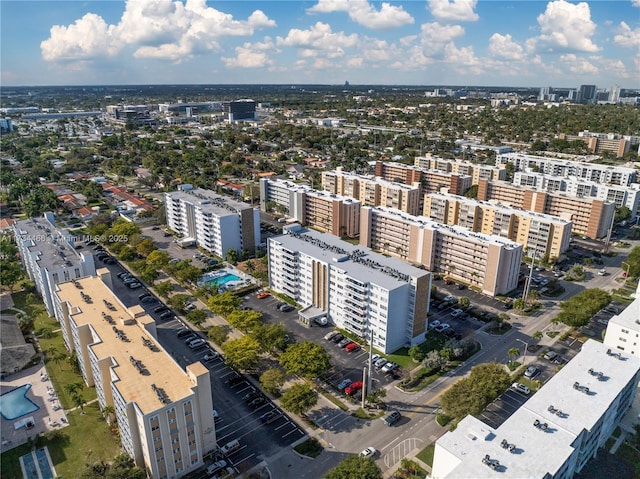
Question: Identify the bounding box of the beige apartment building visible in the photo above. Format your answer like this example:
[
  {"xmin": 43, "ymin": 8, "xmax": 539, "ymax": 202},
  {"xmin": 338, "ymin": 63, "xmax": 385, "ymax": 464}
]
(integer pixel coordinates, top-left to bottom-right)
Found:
[
  {"xmin": 423, "ymin": 193, "xmax": 572, "ymax": 259},
  {"xmin": 477, "ymin": 179, "xmax": 616, "ymax": 239},
  {"xmin": 54, "ymin": 271, "xmax": 216, "ymax": 479},
  {"xmin": 322, "ymin": 168, "xmax": 420, "ymax": 215},
  {"xmin": 360, "ymin": 206, "xmax": 522, "ymax": 296},
  {"xmin": 373, "ymin": 161, "xmax": 472, "ymax": 196},
  {"xmin": 414, "ymin": 155, "xmax": 507, "ymax": 184}
]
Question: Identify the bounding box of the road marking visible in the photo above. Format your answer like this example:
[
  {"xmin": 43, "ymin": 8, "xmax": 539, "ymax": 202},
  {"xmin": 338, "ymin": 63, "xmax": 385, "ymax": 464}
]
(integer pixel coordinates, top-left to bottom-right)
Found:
[{"xmin": 381, "ymin": 436, "xmax": 400, "ymax": 451}]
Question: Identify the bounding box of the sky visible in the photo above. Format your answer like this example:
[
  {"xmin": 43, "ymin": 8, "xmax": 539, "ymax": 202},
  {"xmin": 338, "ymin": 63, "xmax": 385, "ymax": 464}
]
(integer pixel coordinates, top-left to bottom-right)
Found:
[{"xmin": 1, "ymin": 0, "xmax": 638, "ymax": 88}]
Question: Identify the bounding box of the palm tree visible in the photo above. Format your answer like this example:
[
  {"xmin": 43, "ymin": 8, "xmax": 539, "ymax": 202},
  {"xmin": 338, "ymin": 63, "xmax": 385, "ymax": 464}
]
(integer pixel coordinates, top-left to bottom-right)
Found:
[
  {"xmin": 64, "ymin": 382, "xmax": 83, "ymax": 399},
  {"xmin": 532, "ymin": 331, "xmax": 543, "ymax": 342},
  {"xmin": 101, "ymin": 405, "xmax": 116, "ymax": 424},
  {"xmin": 508, "ymin": 347, "xmax": 520, "ymax": 364}
]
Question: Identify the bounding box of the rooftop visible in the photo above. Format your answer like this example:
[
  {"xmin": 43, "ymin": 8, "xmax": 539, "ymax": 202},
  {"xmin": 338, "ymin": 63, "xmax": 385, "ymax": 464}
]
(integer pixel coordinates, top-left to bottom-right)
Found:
[
  {"xmin": 167, "ymin": 186, "xmax": 254, "ymax": 215},
  {"xmin": 56, "ymin": 275, "xmax": 197, "ymax": 415},
  {"xmin": 437, "ymin": 340, "xmax": 640, "ymax": 478},
  {"xmin": 272, "ymin": 227, "xmax": 428, "ymax": 290}
]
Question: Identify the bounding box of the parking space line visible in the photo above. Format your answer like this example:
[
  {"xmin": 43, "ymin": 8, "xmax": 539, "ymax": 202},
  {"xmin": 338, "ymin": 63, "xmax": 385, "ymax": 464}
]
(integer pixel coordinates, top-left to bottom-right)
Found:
[
  {"xmin": 274, "ymin": 420, "xmax": 292, "ymax": 431},
  {"xmin": 282, "ymin": 428, "xmax": 302, "ymax": 439}
]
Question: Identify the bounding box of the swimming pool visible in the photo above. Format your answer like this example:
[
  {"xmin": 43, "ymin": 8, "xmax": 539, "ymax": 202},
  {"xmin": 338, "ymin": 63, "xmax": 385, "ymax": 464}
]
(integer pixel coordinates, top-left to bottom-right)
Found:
[
  {"xmin": 0, "ymin": 384, "xmax": 40, "ymax": 420},
  {"xmin": 204, "ymin": 273, "xmax": 240, "ymax": 287}
]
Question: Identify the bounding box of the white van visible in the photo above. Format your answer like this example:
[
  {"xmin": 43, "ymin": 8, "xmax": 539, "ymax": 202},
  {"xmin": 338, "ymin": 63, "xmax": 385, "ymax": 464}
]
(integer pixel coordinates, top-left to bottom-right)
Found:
[{"xmin": 220, "ymin": 439, "xmax": 240, "ymax": 456}]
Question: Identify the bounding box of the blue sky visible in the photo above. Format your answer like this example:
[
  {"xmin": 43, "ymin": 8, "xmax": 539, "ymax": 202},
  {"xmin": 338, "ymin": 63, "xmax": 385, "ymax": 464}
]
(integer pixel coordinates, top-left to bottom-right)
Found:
[{"xmin": 1, "ymin": 0, "xmax": 638, "ymax": 88}]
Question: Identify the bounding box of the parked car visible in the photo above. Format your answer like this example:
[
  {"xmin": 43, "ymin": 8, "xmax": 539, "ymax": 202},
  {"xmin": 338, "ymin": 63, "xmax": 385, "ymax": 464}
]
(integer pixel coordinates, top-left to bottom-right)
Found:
[
  {"xmin": 226, "ymin": 375, "xmax": 245, "ymax": 387},
  {"xmin": 374, "ymin": 358, "xmax": 388, "ymax": 369},
  {"xmin": 242, "ymin": 391, "xmax": 261, "ymax": 402},
  {"xmin": 371, "ymin": 353, "xmax": 381, "ymax": 363},
  {"xmin": 331, "ymin": 333, "xmax": 345, "ymax": 343},
  {"xmin": 103, "ymin": 257, "xmax": 116, "ymax": 264},
  {"xmin": 338, "ymin": 338, "xmax": 352, "ymax": 348},
  {"xmin": 248, "ymin": 396, "xmax": 267, "ymax": 409},
  {"xmin": 159, "ymin": 310, "xmax": 174, "ymax": 320},
  {"xmin": 188, "ymin": 338, "xmax": 206, "ymax": 349},
  {"xmin": 511, "ymin": 382, "xmax": 531, "ymax": 395},
  {"xmin": 543, "ymin": 350, "xmax": 558, "ymax": 361},
  {"xmin": 345, "ymin": 342, "xmax": 360, "ymax": 353},
  {"xmin": 434, "ymin": 323, "xmax": 450, "ymax": 333},
  {"xmin": 260, "ymin": 411, "xmax": 280, "ymax": 424},
  {"xmin": 257, "ymin": 291, "xmax": 270, "ymax": 299},
  {"xmin": 202, "ymin": 352, "xmax": 219, "ymax": 362},
  {"xmin": 598, "ymin": 268, "xmax": 607, "ymax": 276},
  {"xmin": 324, "ymin": 331, "xmax": 339, "ymax": 341},
  {"xmin": 280, "ymin": 304, "xmax": 294, "ymax": 312},
  {"xmin": 450, "ymin": 309, "xmax": 464, "ymax": 317},
  {"xmin": 154, "ymin": 305, "xmax": 168, "ymax": 313},
  {"xmin": 345, "ymin": 381, "xmax": 363, "ymax": 396},
  {"xmin": 337, "ymin": 379, "xmax": 352, "ymax": 391},
  {"xmin": 443, "ymin": 295, "xmax": 457, "ymax": 303},
  {"xmin": 127, "ymin": 282, "xmax": 142, "ymax": 289},
  {"xmin": 139, "ymin": 293, "xmax": 151, "ymax": 300},
  {"xmin": 141, "ymin": 296, "xmax": 157, "ymax": 304},
  {"xmin": 176, "ymin": 329, "xmax": 193, "ymax": 338},
  {"xmin": 382, "ymin": 411, "xmax": 401, "ymax": 426},
  {"xmin": 444, "ymin": 278, "xmax": 454, "ymax": 285},
  {"xmin": 456, "ymin": 284, "xmax": 466, "ymax": 290},
  {"xmin": 428, "ymin": 320, "xmax": 441, "ymax": 330},
  {"xmin": 524, "ymin": 366, "xmax": 539, "ymax": 378},
  {"xmin": 206, "ymin": 460, "xmax": 228, "ymax": 475},
  {"xmin": 381, "ymin": 361, "xmax": 398, "ymax": 374}
]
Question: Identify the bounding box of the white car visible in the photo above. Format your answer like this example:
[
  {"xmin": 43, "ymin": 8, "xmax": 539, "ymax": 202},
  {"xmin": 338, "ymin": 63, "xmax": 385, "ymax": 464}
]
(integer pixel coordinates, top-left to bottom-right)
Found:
[
  {"xmin": 443, "ymin": 295, "xmax": 457, "ymax": 303},
  {"xmin": 434, "ymin": 323, "xmax": 450, "ymax": 333},
  {"xmin": 450, "ymin": 309, "xmax": 464, "ymax": 317},
  {"xmin": 381, "ymin": 361, "xmax": 398, "ymax": 373},
  {"xmin": 598, "ymin": 269, "xmax": 607, "ymax": 276},
  {"xmin": 360, "ymin": 447, "xmax": 377, "ymax": 458},
  {"xmin": 511, "ymin": 382, "xmax": 530, "ymax": 395},
  {"xmin": 428, "ymin": 320, "xmax": 441, "ymax": 330}
]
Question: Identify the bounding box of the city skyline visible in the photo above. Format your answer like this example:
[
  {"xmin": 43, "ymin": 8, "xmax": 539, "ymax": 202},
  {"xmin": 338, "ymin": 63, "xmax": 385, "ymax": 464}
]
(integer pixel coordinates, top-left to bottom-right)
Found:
[{"xmin": 1, "ymin": 0, "xmax": 638, "ymax": 88}]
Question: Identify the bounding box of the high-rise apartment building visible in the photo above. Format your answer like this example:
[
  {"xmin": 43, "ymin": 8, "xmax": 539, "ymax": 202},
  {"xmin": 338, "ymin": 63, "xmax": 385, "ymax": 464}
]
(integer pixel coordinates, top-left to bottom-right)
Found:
[
  {"xmin": 54, "ymin": 272, "xmax": 216, "ymax": 478},
  {"xmin": 578, "ymin": 84, "xmax": 597, "ymax": 104},
  {"xmin": 165, "ymin": 186, "xmax": 260, "ymax": 257},
  {"xmin": 267, "ymin": 227, "xmax": 431, "ymax": 353},
  {"xmin": 322, "ymin": 168, "xmax": 421, "ymax": 215},
  {"xmin": 374, "ymin": 161, "xmax": 472, "ymax": 196},
  {"xmin": 222, "ymin": 99, "xmax": 256, "ymax": 122},
  {"xmin": 433, "ymin": 339, "xmax": 640, "ymax": 479},
  {"xmin": 14, "ymin": 213, "xmax": 97, "ymax": 316},
  {"xmin": 414, "ymin": 155, "xmax": 506, "ymax": 184},
  {"xmin": 496, "ymin": 153, "xmax": 637, "ymax": 186},
  {"xmin": 259, "ymin": 178, "xmax": 361, "ymax": 237},
  {"xmin": 603, "ymin": 282, "xmax": 640, "ymax": 358},
  {"xmin": 359, "ymin": 207, "xmax": 522, "ymax": 296},
  {"xmin": 422, "ymin": 193, "xmax": 572, "ymax": 258}
]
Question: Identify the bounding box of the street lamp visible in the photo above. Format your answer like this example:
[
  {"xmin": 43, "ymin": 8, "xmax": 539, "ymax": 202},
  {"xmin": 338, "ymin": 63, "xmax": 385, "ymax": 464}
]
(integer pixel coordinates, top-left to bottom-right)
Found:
[{"xmin": 516, "ymin": 339, "xmax": 529, "ymax": 363}]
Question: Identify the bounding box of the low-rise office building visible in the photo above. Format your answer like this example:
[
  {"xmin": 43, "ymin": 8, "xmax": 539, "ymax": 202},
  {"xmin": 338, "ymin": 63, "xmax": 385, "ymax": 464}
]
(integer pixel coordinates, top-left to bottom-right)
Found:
[
  {"xmin": 259, "ymin": 178, "xmax": 360, "ymax": 237},
  {"xmin": 54, "ymin": 272, "xmax": 216, "ymax": 479},
  {"xmin": 496, "ymin": 152, "xmax": 637, "ymax": 186},
  {"xmin": 477, "ymin": 179, "xmax": 616, "ymax": 239},
  {"xmin": 14, "ymin": 213, "xmax": 96, "ymax": 316},
  {"xmin": 322, "ymin": 168, "xmax": 420, "ymax": 215},
  {"xmin": 414, "ymin": 155, "xmax": 506, "ymax": 184},
  {"xmin": 267, "ymin": 226, "xmax": 431, "ymax": 353},
  {"xmin": 423, "ymin": 193, "xmax": 572, "ymax": 258},
  {"xmin": 360, "ymin": 207, "xmax": 522, "ymax": 296},
  {"xmin": 433, "ymin": 339, "xmax": 640, "ymax": 479},
  {"xmin": 604, "ymin": 282, "xmax": 640, "ymax": 358},
  {"xmin": 373, "ymin": 161, "xmax": 472, "ymax": 196},
  {"xmin": 165, "ymin": 186, "xmax": 260, "ymax": 257}
]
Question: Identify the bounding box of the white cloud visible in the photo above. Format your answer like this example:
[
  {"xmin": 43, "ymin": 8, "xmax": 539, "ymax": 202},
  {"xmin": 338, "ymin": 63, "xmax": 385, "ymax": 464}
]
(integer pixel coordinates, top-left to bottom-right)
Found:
[
  {"xmin": 418, "ymin": 22, "xmax": 465, "ymax": 58},
  {"xmin": 41, "ymin": 0, "xmax": 276, "ymax": 62},
  {"xmin": 222, "ymin": 38, "xmax": 276, "ymax": 68},
  {"xmin": 633, "ymin": 0, "xmax": 640, "ymax": 7},
  {"xmin": 559, "ymin": 53, "xmax": 598, "ymax": 74},
  {"xmin": 428, "ymin": 0, "xmax": 479, "ymax": 22},
  {"xmin": 529, "ymin": 0, "xmax": 599, "ymax": 53},
  {"xmin": 41, "ymin": 13, "xmax": 118, "ymax": 61},
  {"xmin": 307, "ymin": 0, "xmax": 414, "ymax": 30},
  {"xmin": 277, "ymin": 21, "xmax": 358, "ymax": 59},
  {"xmin": 614, "ymin": 22, "xmax": 640, "ymax": 48},
  {"xmin": 488, "ymin": 33, "xmax": 524, "ymax": 61}
]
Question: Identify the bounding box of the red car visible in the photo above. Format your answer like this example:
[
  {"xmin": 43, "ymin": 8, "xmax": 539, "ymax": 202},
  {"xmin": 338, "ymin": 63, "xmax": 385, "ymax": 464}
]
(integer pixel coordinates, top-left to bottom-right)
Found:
[
  {"xmin": 345, "ymin": 342, "xmax": 360, "ymax": 353},
  {"xmin": 345, "ymin": 381, "xmax": 363, "ymax": 396}
]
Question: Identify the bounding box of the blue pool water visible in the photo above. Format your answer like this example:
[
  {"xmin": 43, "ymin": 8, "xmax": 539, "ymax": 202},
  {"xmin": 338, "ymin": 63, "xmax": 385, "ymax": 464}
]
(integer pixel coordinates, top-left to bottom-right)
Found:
[
  {"xmin": 36, "ymin": 448, "xmax": 55, "ymax": 479},
  {"xmin": 205, "ymin": 273, "xmax": 240, "ymax": 287},
  {"xmin": 21, "ymin": 451, "xmax": 39, "ymax": 479},
  {"xmin": 0, "ymin": 384, "xmax": 40, "ymax": 420}
]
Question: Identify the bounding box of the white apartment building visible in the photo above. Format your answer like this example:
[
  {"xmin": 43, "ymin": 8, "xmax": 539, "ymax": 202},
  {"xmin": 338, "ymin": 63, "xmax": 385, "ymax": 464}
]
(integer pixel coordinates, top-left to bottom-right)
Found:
[
  {"xmin": 165, "ymin": 186, "xmax": 260, "ymax": 257},
  {"xmin": 497, "ymin": 152, "xmax": 637, "ymax": 186},
  {"xmin": 513, "ymin": 171, "xmax": 640, "ymax": 221},
  {"xmin": 360, "ymin": 207, "xmax": 522, "ymax": 296},
  {"xmin": 433, "ymin": 340, "xmax": 640, "ymax": 479},
  {"xmin": 604, "ymin": 282, "xmax": 640, "ymax": 358},
  {"xmin": 14, "ymin": 213, "xmax": 96, "ymax": 316},
  {"xmin": 259, "ymin": 178, "xmax": 311, "ymax": 218},
  {"xmin": 423, "ymin": 192, "xmax": 572, "ymax": 258},
  {"xmin": 414, "ymin": 155, "xmax": 507, "ymax": 184},
  {"xmin": 267, "ymin": 226, "xmax": 431, "ymax": 353},
  {"xmin": 322, "ymin": 168, "xmax": 421, "ymax": 215},
  {"xmin": 54, "ymin": 272, "xmax": 216, "ymax": 479}
]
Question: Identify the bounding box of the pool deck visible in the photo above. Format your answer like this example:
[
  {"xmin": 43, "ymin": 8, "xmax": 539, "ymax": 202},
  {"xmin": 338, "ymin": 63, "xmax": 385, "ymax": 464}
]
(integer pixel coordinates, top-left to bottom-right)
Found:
[{"xmin": 0, "ymin": 363, "xmax": 69, "ymax": 454}]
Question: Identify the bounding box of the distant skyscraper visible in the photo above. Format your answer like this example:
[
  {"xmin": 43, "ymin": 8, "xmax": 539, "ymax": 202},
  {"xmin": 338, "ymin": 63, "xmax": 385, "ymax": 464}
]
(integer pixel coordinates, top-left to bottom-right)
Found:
[
  {"xmin": 538, "ymin": 86, "xmax": 551, "ymax": 101},
  {"xmin": 578, "ymin": 84, "xmax": 597, "ymax": 104},
  {"xmin": 608, "ymin": 85, "xmax": 621, "ymax": 103},
  {"xmin": 223, "ymin": 99, "xmax": 256, "ymax": 122}
]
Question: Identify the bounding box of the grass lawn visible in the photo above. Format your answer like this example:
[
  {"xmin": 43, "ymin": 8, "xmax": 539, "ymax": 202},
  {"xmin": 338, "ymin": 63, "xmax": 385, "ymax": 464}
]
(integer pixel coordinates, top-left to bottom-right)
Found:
[
  {"xmin": 0, "ymin": 403, "xmax": 121, "ymax": 479},
  {"xmin": 294, "ymin": 437, "xmax": 323, "ymax": 458},
  {"xmin": 416, "ymin": 443, "xmax": 435, "ymax": 467}
]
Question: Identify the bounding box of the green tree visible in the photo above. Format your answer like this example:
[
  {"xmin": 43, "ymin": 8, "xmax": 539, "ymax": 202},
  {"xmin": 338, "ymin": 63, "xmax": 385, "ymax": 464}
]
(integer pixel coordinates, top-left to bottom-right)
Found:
[
  {"xmin": 147, "ymin": 250, "xmax": 170, "ymax": 269},
  {"xmin": 154, "ymin": 280, "xmax": 174, "ymax": 298},
  {"xmin": 260, "ymin": 368, "xmax": 286, "ymax": 395},
  {"xmin": 508, "ymin": 347, "xmax": 520, "ymax": 363},
  {"xmin": 252, "ymin": 322, "xmax": 288, "ymax": 353},
  {"xmin": 409, "ymin": 344, "xmax": 426, "ymax": 362},
  {"xmin": 208, "ymin": 291, "xmax": 241, "ymax": 317},
  {"xmin": 135, "ymin": 238, "xmax": 157, "ymax": 257},
  {"xmin": 226, "ymin": 309, "xmax": 263, "ymax": 333},
  {"xmin": 615, "ymin": 206, "xmax": 631, "ymax": 224},
  {"xmin": 207, "ymin": 325, "xmax": 230, "ymax": 345},
  {"xmin": 280, "ymin": 383, "xmax": 318, "ymax": 416},
  {"xmin": 458, "ymin": 296, "xmax": 470, "ymax": 309},
  {"xmin": 325, "ymin": 456, "xmax": 382, "ymax": 479},
  {"xmin": 533, "ymin": 330, "xmax": 543, "ymax": 342},
  {"xmin": 556, "ymin": 288, "xmax": 612, "ymax": 328},
  {"xmin": 225, "ymin": 248, "xmax": 238, "ymax": 265},
  {"xmin": 186, "ymin": 309, "xmax": 207, "ymax": 326},
  {"xmin": 0, "ymin": 261, "xmax": 23, "ymax": 292},
  {"xmin": 279, "ymin": 341, "xmax": 331, "ymax": 379},
  {"xmin": 23, "ymin": 186, "xmax": 59, "ymax": 217},
  {"xmin": 168, "ymin": 293, "xmax": 191, "ymax": 313},
  {"xmin": 222, "ymin": 336, "xmax": 261, "ymax": 370},
  {"xmin": 441, "ymin": 363, "xmax": 511, "ymax": 420}
]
